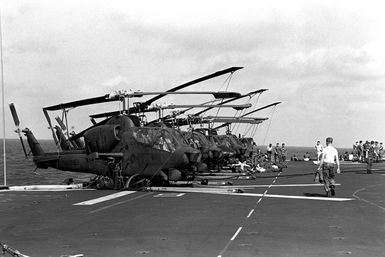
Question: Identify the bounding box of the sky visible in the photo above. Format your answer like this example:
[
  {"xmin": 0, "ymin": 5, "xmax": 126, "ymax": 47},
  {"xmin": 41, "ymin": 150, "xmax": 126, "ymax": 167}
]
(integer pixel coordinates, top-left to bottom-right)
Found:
[{"xmin": 1, "ymin": 0, "xmax": 385, "ymax": 148}]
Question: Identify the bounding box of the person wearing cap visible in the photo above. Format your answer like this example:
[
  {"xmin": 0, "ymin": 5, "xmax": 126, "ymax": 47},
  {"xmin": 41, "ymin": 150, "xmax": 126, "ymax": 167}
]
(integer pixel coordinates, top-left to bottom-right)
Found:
[{"xmin": 317, "ymin": 137, "xmax": 341, "ymax": 196}]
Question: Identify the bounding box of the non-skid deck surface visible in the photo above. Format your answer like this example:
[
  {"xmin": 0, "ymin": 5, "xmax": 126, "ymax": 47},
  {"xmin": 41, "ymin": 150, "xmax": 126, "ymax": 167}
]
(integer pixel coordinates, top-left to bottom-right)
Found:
[{"xmin": 0, "ymin": 161, "xmax": 384, "ymax": 257}]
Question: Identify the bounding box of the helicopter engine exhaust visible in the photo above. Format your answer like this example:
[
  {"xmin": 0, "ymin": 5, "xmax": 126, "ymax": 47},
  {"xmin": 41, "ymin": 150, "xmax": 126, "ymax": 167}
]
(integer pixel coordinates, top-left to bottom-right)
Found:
[{"xmin": 84, "ymin": 125, "xmax": 120, "ymax": 153}]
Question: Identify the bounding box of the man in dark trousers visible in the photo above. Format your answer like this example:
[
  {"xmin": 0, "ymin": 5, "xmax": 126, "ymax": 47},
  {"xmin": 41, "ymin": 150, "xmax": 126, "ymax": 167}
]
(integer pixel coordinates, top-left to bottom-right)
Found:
[
  {"xmin": 367, "ymin": 141, "xmax": 375, "ymax": 174},
  {"xmin": 317, "ymin": 137, "xmax": 341, "ymax": 196},
  {"xmin": 274, "ymin": 143, "xmax": 280, "ymax": 163},
  {"xmin": 357, "ymin": 141, "xmax": 363, "ymax": 162}
]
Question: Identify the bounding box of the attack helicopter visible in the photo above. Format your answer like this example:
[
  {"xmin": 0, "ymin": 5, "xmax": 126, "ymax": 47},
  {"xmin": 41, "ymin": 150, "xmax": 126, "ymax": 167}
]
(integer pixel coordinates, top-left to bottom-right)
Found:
[
  {"xmin": 146, "ymin": 89, "xmax": 281, "ymax": 169},
  {"xmin": 10, "ymin": 67, "xmax": 245, "ymax": 189}
]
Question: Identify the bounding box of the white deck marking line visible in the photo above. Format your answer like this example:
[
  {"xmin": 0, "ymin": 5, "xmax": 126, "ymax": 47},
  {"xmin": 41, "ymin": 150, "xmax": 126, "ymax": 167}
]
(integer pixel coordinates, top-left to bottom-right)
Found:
[
  {"xmin": 353, "ymin": 184, "xmax": 385, "ymax": 211},
  {"xmin": 74, "ymin": 191, "xmax": 136, "ymax": 205},
  {"xmin": 246, "ymin": 209, "xmax": 254, "ymax": 218},
  {"xmin": 89, "ymin": 192, "xmax": 152, "ymax": 214},
  {"xmin": 236, "ymin": 193, "xmax": 354, "ymax": 201},
  {"xmin": 218, "ymin": 171, "xmax": 282, "ymax": 257},
  {"xmin": 154, "ymin": 193, "xmax": 186, "ymax": 198},
  {"xmin": 220, "ymin": 183, "xmax": 341, "ymax": 188},
  {"xmin": 8, "ymin": 184, "xmax": 91, "ymax": 191},
  {"xmin": 149, "ymin": 186, "xmax": 352, "ymax": 201},
  {"xmin": 230, "ymin": 227, "xmax": 243, "ymax": 241}
]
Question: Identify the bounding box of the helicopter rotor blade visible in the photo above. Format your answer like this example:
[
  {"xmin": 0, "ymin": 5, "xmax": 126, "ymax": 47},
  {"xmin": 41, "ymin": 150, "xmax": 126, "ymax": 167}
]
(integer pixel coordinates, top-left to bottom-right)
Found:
[
  {"xmin": 124, "ymin": 91, "xmax": 241, "ymax": 99},
  {"xmin": 131, "ymin": 66, "xmax": 243, "ymax": 112},
  {"xmin": 88, "ymin": 93, "xmax": 242, "ymax": 119},
  {"xmin": 192, "ymin": 89, "xmax": 268, "ymax": 117},
  {"xmin": 9, "ymin": 103, "xmax": 20, "ymax": 127},
  {"xmin": 146, "ymin": 88, "xmax": 268, "ymax": 125},
  {"xmin": 43, "ymin": 94, "xmax": 112, "ymax": 111},
  {"xmin": 9, "ymin": 103, "xmax": 28, "ymax": 159},
  {"xmin": 55, "ymin": 116, "xmax": 67, "ymax": 131},
  {"xmin": 213, "ymin": 102, "xmax": 281, "ymax": 130},
  {"xmin": 147, "ymin": 103, "xmax": 252, "ymax": 111}
]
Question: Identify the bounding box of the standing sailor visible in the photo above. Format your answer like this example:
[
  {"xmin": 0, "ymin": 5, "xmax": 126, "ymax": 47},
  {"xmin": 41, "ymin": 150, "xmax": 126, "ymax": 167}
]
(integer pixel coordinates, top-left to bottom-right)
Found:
[
  {"xmin": 273, "ymin": 143, "xmax": 280, "ymax": 163},
  {"xmin": 367, "ymin": 141, "xmax": 375, "ymax": 174},
  {"xmin": 315, "ymin": 140, "xmax": 323, "ymax": 162},
  {"xmin": 317, "ymin": 137, "xmax": 340, "ymax": 196},
  {"xmin": 266, "ymin": 143, "xmax": 273, "ymax": 162}
]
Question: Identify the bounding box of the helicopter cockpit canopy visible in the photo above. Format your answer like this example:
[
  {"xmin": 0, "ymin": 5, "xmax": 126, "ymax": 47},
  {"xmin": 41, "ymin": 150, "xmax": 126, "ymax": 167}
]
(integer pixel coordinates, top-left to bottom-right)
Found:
[{"xmin": 132, "ymin": 127, "xmax": 188, "ymax": 153}]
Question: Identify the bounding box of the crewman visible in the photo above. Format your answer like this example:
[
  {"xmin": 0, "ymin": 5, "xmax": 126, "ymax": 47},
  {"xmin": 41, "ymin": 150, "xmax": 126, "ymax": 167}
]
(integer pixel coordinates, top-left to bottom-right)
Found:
[
  {"xmin": 357, "ymin": 141, "xmax": 363, "ymax": 162},
  {"xmin": 251, "ymin": 142, "xmax": 259, "ymax": 167},
  {"xmin": 281, "ymin": 143, "xmax": 287, "ymax": 162},
  {"xmin": 363, "ymin": 141, "xmax": 369, "ymax": 161},
  {"xmin": 379, "ymin": 142, "xmax": 384, "ymax": 162},
  {"xmin": 367, "ymin": 141, "xmax": 375, "ymax": 174},
  {"xmin": 315, "ymin": 140, "xmax": 323, "ymax": 162},
  {"xmin": 273, "ymin": 143, "xmax": 280, "ymax": 163},
  {"xmin": 266, "ymin": 143, "xmax": 273, "ymax": 162},
  {"xmin": 279, "ymin": 143, "xmax": 287, "ymax": 170},
  {"xmin": 317, "ymin": 137, "xmax": 340, "ymax": 196},
  {"xmin": 374, "ymin": 141, "xmax": 379, "ymax": 163}
]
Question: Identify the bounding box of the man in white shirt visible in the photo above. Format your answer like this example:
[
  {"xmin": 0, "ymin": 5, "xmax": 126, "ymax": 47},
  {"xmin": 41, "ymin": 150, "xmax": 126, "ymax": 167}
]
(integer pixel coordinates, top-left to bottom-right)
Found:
[
  {"xmin": 315, "ymin": 141, "xmax": 323, "ymax": 161},
  {"xmin": 317, "ymin": 137, "xmax": 341, "ymax": 196}
]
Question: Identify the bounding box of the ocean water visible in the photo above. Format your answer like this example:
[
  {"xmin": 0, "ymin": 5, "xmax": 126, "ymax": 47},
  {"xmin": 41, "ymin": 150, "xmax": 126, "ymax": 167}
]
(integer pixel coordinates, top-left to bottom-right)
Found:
[
  {"xmin": 0, "ymin": 139, "xmax": 352, "ymax": 186},
  {"xmin": 283, "ymin": 146, "xmax": 352, "ymax": 160},
  {"xmin": 0, "ymin": 139, "xmax": 94, "ymax": 186}
]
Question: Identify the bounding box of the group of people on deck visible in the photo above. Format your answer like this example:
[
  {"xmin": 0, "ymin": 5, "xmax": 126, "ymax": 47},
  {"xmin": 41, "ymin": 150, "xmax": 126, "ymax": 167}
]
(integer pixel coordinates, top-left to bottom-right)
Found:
[
  {"xmin": 352, "ymin": 141, "xmax": 383, "ymax": 163},
  {"xmin": 248, "ymin": 142, "xmax": 287, "ymax": 172},
  {"xmin": 266, "ymin": 143, "xmax": 287, "ymax": 163}
]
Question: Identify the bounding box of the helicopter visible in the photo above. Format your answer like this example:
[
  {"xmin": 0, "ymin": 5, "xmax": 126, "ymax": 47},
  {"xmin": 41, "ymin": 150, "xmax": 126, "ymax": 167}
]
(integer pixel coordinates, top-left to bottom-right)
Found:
[
  {"xmin": 10, "ymin": 67, "xmax": 245, "ymax": 189},
  {"xmin": 155, "ymin": 100, "xmax": 281, "ymax": 170}
]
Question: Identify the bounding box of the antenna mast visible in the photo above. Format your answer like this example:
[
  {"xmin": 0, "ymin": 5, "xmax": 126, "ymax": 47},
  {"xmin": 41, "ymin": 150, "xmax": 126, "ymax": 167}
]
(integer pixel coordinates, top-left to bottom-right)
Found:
[{"xmin": 0, "ymin": 11, "xmax": 6, "ymax": 186}]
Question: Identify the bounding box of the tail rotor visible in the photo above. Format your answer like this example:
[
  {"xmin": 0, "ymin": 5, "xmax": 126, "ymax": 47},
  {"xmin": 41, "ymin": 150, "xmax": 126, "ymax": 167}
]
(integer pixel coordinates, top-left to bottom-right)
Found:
[{"xmin": 9, "ymin": 103, "xmax": 28, "ymax": 158}]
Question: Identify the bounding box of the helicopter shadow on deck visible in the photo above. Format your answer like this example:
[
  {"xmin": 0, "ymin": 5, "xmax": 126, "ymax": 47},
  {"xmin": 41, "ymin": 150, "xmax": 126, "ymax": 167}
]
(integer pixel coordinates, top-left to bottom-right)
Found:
[{"xmin": 302, "ymin": 192, "xmax": 327, "ymax": 197}]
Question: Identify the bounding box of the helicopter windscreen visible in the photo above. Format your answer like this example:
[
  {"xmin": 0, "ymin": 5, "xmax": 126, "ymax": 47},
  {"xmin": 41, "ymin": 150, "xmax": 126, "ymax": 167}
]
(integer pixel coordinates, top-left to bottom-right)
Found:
[
  {"xmin": 193, "ymin": 132, "xmax": 210, "ymax": 146},
  {"xmin": 228, "ymin": 136, "xmax": 240, "ymax": 146},
  {"xmin": 217, "ymin": 136, "xmax": 232, "ymax": 148},
  {"xmin": 169, "ymin": 129, "xmax": 189, "ymax": 145},
  {"xmin": 132, "ymin": 128, "xmax": 180, "ymax": 153}
]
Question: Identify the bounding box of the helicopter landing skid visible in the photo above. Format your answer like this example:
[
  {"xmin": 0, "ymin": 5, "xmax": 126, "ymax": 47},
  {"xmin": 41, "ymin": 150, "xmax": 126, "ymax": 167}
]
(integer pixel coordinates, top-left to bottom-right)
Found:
[{"xmin": 124, "ymin": 174, "xmax": 150, "ymax": 191}]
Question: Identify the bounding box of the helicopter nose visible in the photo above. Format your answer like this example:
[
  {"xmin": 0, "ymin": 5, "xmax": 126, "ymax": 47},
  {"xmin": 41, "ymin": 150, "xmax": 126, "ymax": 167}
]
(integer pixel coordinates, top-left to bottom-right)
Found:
[
  {"xmin": 223, "ymin": 151, "xmax": 235, "ymax": 158},
  {"xmin": 182, "ymin": 153, "xmax": 190, "ymax": 165},
  {"xmin": 212, "ymin": 149, "xmax": 223, "ymax": 159},
  {"xmin": 239, "ymin": 147, "xmax": 247, "ymax": 155}
]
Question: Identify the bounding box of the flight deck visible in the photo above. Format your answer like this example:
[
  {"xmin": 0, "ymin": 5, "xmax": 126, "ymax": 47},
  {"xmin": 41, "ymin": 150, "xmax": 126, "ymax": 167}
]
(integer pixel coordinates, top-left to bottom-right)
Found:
[{"xmin": 1, "ymin": 161, "xmax": 384, "ymax": 257}]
